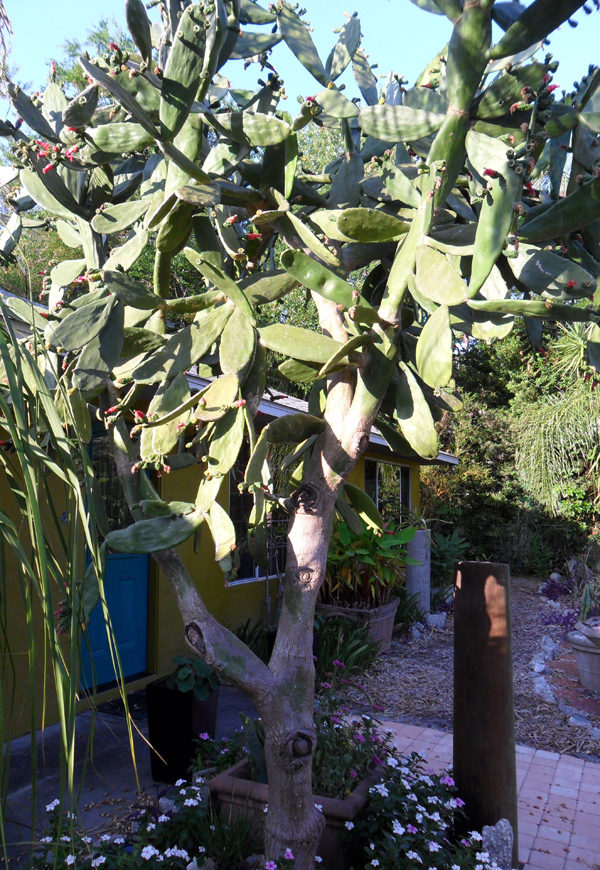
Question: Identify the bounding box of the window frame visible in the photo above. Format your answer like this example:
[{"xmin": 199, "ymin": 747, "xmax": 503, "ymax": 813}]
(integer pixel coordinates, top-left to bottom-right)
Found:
[{"xmin": 364, "ymin": 457, "xmax": 413, "ymax": 521}]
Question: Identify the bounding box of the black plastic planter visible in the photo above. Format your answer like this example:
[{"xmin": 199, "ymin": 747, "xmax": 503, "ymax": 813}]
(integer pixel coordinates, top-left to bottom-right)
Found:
[{"xmin": 146, "ymin": 677, "xmax": 219, "ymax": 783}]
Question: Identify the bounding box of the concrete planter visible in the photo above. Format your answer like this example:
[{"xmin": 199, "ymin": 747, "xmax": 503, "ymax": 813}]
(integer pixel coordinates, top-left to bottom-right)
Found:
[
  {"xmin": 568, "ymin": 618, "xmax": 600, "ymax": 692},
  {"xmin": 315, "ymin": 598, "xmax": 399, "ymax": 652},
  {"xmin": 406, "ymin": 528, "xmax": 431, "ymax": 616},
  {"xmin": 209, "ymin": 758, "xmax": 382, "ymax": 870}
]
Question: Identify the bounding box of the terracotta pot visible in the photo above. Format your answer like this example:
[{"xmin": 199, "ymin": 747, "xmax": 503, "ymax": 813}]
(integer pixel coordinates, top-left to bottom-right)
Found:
[
  {"xmin": 209, "ymin": 758, "xmax": 382, "ymax": 870},
  {"xmin": 315, "ymin": 598, "xmax": 400, "ymax": 652}
]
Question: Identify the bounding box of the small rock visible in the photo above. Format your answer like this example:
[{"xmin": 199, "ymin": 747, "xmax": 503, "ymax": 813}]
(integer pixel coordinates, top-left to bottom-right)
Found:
[
  {"xmin": 158, "ymin": 797, "xmax": 176, "ymax": 815},
  {"xmin": 545, "ymin": 599, "xmax": 562, "ymax": 610},
  {"xmin": 482, "ymin": 818, "xmax": 513, "ymax": 870},
  {"xmin": 569, "ymin": 713, "xmax": 591, "ymax": 728},
  {"xmin": 529, "ymin": 652, "xmax": 547, "ymax": 673},
  {"xmin": 550, "ymin": 572, "xmax": 563, "ymax": 584},
  {"xmin": 425, "ymin": 612, "xmax": 447, "ymax": 630},
  {"xmin": 541, "ymin": 635, "xmax": 560, "ymax": 661},
  {"xmin": 411, "ymin": 624, "xmax": 423, "ymax": 640},
  {"xmin": 532, "ymin": 675, "xmax": 554, "ymax": 703},
  {"xmin": 590, "ymin": 727, "xmax": 600, "ymax": 740}
]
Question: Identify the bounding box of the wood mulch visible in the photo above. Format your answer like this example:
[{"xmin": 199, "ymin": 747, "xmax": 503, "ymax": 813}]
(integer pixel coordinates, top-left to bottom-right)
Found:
[{"xmin": 356, "ymin": 576, "xmax": 600, "ymax": 761}]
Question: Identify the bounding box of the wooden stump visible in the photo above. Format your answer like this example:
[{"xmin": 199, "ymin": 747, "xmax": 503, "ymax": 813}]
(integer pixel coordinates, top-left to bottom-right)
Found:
[{"xmin": 453, "ymin": 561, "xmax": 518, "ymax": 868}]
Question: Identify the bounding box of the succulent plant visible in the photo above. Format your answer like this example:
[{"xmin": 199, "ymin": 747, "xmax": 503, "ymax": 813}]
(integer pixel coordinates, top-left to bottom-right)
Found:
[{"xmin": 2, "ymin": 1, "xmax": 600, "ymax": 866}]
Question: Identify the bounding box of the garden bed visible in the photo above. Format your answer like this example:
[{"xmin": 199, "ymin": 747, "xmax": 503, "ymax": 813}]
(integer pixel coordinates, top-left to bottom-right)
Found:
[{"xmin": 355, "ymin": 576, "xmax": 600, "ymax": 761}]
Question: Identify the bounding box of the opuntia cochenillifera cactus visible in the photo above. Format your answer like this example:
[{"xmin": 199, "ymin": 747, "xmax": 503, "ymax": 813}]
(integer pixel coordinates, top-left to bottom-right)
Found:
[{"xmin": 2, "ymin": 1, "xmax": 600, "ymax": 866}]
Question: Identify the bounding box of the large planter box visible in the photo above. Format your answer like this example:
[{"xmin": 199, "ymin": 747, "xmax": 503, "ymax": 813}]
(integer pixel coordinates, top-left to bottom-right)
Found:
[
  {"xmin": 316, "ymin": 598, "xmax": 399, "ymax": 652},
  {"xmin": 209, "ymin": 758, "xmax": 381, "ymax": 870},
  {"xmin": 146, "ymin": 678, "xmax": 219, "ymax": 783}
]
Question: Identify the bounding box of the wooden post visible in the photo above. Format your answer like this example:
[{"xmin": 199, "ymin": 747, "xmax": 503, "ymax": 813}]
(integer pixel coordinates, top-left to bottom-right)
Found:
[{"xmin": 453, "ymin": 561, "xmax": 518, "ymax": 868}]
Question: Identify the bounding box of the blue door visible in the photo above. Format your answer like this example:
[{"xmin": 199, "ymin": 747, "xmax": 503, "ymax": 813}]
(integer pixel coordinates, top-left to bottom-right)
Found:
[
  {"xmin": 81, "ymin": 433, "xmax": 149, "ymax": 689},
  {"xmin": 81, "ymin": 552, "xmax": 149, "ymax": 688}
]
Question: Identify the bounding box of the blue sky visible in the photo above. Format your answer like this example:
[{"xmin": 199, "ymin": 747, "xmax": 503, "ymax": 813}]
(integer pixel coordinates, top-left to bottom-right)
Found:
[{"xmin": 3, "ymin": 1, "xmax": 599, "ymax": 113}]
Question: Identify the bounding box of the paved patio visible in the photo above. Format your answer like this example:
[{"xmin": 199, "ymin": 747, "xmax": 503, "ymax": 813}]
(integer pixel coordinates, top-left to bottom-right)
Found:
[{"xmin": 384, "ymin": 721, "xmax": 600, "ymax": 870}]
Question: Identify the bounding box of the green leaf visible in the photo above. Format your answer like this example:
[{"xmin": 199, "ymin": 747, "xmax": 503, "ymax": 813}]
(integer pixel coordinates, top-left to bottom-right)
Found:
[
  {"xmin": 259, "ymin": 323, "xmax": 342, "ymax": 365},
  {"xmin": 79, "ymin": 55, "xmax": 157, "ymax": 137},
  {"xmin": 266, "ymin": 413, "xmax": 325, "ymax": 444},
  {"xmin": 204, "ymin": 110, "xmax": 292, "ymax": 146},
  {"xmin": 314, "ymin": 88, "xmax": 358, "ymax": 119},
  {"xmin": 194, "ymin": 259, "xmax": 256, "ymax": 324},
  {"xmin": 106, "ymin": 510, "xmax": 204, "ymax": 554},
  {"xmin": 277, "ymin": 5, "xmax": 330, "ymax": 87},
  {"xmin": 510, "ymin": 244, "xmax": 597, "ymax": 301},
  {"xmin": 415, "ymin": 305, "xmax": 453, "ymax": 389},
  {"xmin": 220, "ymin": 306, "xmax": 256, "ymax": 378},
  {"xmin": 344, "ymin": 482, "xmax": 383, "ymax": 531},
  {"xmin": 337, "ymin": 208, "xmax": 409, "ymax": 243},
  {"xmin": 395, "ymin": 361, "xmax": 438, "ymax": 460},
  {"xmin": 91, "ymin": 199, "xmax": 150, "ymax": 235},
  {"xmin": 132, "ymin": 302, "xmax": 234, "ymax": 384},
  {"xmin": 280, "ymin": 249, "xmax": 359, "ymax": 307},
  {"xmin": 206, "ymin": 500, "xmax": 236, "ymax": 562},
  {"xmin": 47, "ymin": 294, "xmax": 116, "ymax": 352},
  {"xmin": 415, "ymin": 245, "xmax": 468, "ymax": 306},
  {"xmin": 326, "ymin": 14, "xmax": 361, "ymax": 81},
  {"xmin": 358, "ymin": 104, "xmax": 445, "ymax": 141}
]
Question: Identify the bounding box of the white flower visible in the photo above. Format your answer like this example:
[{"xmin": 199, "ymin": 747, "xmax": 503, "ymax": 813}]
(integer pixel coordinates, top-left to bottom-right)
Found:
[
  {"xmin": 429, "ymin": 841, "xmax": 442, "ymax": 852},
  {"xmin": 198, "ymin": 846, "xmax": 206, "ymax": 853},
  {"xmin": 179, "ymin": 789, "xmax": 187, "ymax": 795},
  {"xmin": 113, "ymin": 837, "xmax": 125, "ymax": 844},
  {"xmin": 65, "ymin": 856, "xmax": 76, "ymax": 866},
  {"xmin": 315, "ymin": 857, "xmax": 323, "ymax": 864},
  {"xmin": 362, "ymin": 714, "xmax": 371, "ymax": 721},
  {"xmin": 470, "ymin": 831, "xmax": 483, "ymax": 842},
  {"xmin": 416, "ymin": 813, "xmax": 423, "ymax": 823},
  {"xmin": 183, "ymin": 798, "xmax": 198, "ymax": 807},
  {"xmin": 141, "ymin": 845, "xmax": 161, "ymax": 861},
  {"xmin": 263, "ymin": 804, "xmax": 269, "ymax": 813},
  {"xmin": 175, "ymin": 779, "xmax": 186, "ymax": 786},
  {"xmin": 46, "ymin": 799, "xmax": 60, "ymax": 812},
  {"xmin": 61, "ymin": 836, "xmax": 72, "ymax": 842},
  {"xmin": 387, "ymin": 756, "xmax": 399, "ymax": 768},
  {"xmin": 100, "ymin": 834, "xmax": 111, "ymax": 842},
  {"xmin": 147, "ymin": 823, "xmax": 156, "ymax": 831},
  {"xmin": 420, "ymin": 776, "xmax": 433, "ymax": 787},
  {"xmin": 417, "ymin": 750, "xmax": 427, "ymax": 758},
  {"xmin": 40, "ymin": 837, "xmax": 52, "ymax": 844},
  {"xmin": 406, "ymin": 851, "xmax": 422, "ymax": 863},
  {"xmin": 369, "ymin": 843, "xmax": 375, "ymax": 851},
  {"xmin": 371, "ymin": 862, "xmax": 380, "ymax": 867},
  {"xmin": 429, "ymin": 812, "xmax": 441, "ymax": 822},
  {"xmin": 92, "ymin": 858, "xmax": 107, "ymax": 868},
  {"xmin": 392, "ymin": 820, "xmax": 405, "ymax": 836},
  {"xmin": 407, "ymin": 793, "xmax": 417, "ymax": 802},
  {"xmin": 158, "ymin": 815, "xmax": 170, "ymax": 823},
  {"xmin": 82, "ymin": 837, "xmax": 92, "ymax": 844},
  {"xmin": 164, "ymin": 847, "xmax": 190, "ymax": 860},
  {"xmin": 445, "ymin": 799, "xmax": 458, "ymax": 809},
  {"xmin": 345, "ymin": 822, "xmax": 354, "ymax": 830},
  {"xmin": 427, "ymin": 795, "xmax": 440, "ymax": 804},
  {"xmin": 476, "ymin": 853, "xmax": 491, "ymax": 862},
  {"xmin": 315, "ymin": 804, "xmax": 323, "ymax": 813},
  {"xmin": 452, "ymin": 865, "xmax": 461, "ymax": 870}
]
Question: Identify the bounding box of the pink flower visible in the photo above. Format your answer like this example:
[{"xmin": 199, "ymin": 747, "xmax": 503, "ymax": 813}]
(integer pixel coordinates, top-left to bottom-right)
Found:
[
  {"xmin": 407, "ymin": 824, "xmax": 418, "ymax": 834},
  {"xmin": 321, "ymin": 682, "xmax": 332, "ymax": 689},
  {"xmin": 349, "ymin": 769, "xmax": 357, "ymax": 778},
  {"xmin": 373, "ymin": 755, "xmax": 383, "ymax": 765},
  {"xmin": 330, "ymin": 716, "xmax": 341, "ymax": 724},
  {"xmin": 284, "ymin": 848, "xmax": 294, "ymax": 860},
  {"xmin": 266, "ymin": 863, "xmax": 277, "ymax": 870},
  {"xmin": 353, "ymin": 733, "xmax": 365, "ymax": 744},
  {"xmin": 440, "ymin": 775, "xmax": 455, "ymax": 787},
  {"xmin": 456, "ymin": 797, "xmax": 465, "ymax": 807},
  {"xmin": 42, "ymin": 164, "xmax": 54, "ymax": 174},
  {"xmin": 332, "ymin": 660, "xmax": 345, "ymax": 668}
]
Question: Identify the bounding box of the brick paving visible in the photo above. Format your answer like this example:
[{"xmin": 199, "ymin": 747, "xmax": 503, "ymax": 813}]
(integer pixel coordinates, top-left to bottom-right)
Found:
[{"xmin": 382, "ymin": 721, "xmax": 600, "ymax": 870}]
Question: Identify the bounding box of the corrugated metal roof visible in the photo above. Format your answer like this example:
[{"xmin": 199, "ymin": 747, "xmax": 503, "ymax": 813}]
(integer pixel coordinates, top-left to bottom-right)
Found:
[{"xmin": 187, "ymin": 370, "xmax": 458, "ymax": 466}]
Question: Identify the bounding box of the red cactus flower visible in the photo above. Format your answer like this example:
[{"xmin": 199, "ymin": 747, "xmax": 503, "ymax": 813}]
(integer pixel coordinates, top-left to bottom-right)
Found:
[
  {"xmin": 567, "ymin": 280, "xmax": 578, "ymax": 289},
  {"xmin": 42, "ymin": 164, "xmax": 54, "ymax": 174},
  {"xmin": 247, "ymin": 232, "xmax": 262, "ymax": 240},
  {"xmin": 108, "ymin": 42, "xmax": 120, "ymax": 52},
  {"xmin": 483, "ymin": 168, "xmax": 499, "ymax": 179},
  {"xmin": 547, "ymin": 84, "xmax": 560, "ymax": 92}
]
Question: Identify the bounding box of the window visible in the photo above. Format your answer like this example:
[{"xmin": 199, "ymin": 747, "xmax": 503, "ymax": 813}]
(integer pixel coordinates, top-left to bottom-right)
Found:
[
  {"xmin": 228, "ymin": 444, "xmax": 287, "ymax": 583},
  {"xmin": 364, "ymin": 458, "xmax": 411, "ymax": 524}
]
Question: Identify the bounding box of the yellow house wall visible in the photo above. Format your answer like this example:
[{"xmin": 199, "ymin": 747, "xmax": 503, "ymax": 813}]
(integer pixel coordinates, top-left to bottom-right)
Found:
[{"xmin": 3, "ymin": 447, "xmax": 422, "ymax": 740}]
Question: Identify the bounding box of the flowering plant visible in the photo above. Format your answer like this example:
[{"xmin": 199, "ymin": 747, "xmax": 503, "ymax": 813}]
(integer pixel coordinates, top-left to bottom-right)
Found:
[
  {"xmin": 345, "ymin": 752, "xmax": 502, "ymax": 870},
  {"xmin": 320, "ymin": 520, "xmax": 416, "ymax": 609}
]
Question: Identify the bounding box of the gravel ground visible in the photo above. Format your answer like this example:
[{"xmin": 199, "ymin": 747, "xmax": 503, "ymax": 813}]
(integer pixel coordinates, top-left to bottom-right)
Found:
[{"xmin": 354, "ymin": 576, "xmax": 600, "ymax": 760}]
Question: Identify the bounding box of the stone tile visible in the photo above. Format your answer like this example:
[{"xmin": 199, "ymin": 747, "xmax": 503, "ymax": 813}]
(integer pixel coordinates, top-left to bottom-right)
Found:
[
  {"xmin": 526, "ymin": 848, "xmax": 566, "ymax": 870},
  {"xmin": 535, "ymin": 826, "xmax": 571, "ymax": 844},
  {"xmin": 535, "ymin": 750, "xmax": 562, "ymax": 761}
]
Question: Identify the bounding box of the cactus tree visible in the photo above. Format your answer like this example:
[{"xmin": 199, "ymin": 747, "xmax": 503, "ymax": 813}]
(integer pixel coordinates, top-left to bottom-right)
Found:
[{"xmin": 3, "ymin": 0, "xmax": 600, "ymax": 865}]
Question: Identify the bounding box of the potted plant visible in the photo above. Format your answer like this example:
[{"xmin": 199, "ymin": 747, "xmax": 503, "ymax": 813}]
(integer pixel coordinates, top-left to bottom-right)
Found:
[
  {"xmin": 317, "ymin": 520, "xmax": 416, "ymax": 651},
  {"xmin": 146, "ymin": 656, "xmax": 220, "ymax": 783}
]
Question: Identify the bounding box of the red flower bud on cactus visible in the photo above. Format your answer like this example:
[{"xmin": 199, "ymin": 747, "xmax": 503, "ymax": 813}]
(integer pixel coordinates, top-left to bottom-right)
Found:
[
  {"xmin": 233, "ymin": 399, "xmax": 246, "ymax": 408},
  {"xmin": 224, "ymin": 215, "xmax": 238, "ymax": 226},
  {"xmin": 567, "ymin": 280, "xmax": 578, "ymax": 289},
  {"xmin": 483, "ymin": 168, "xmax": 499, "ymax": 179},
  {"xmin": 133, "ymin": 409, "xmax": 145, "ymax": 422},
  {"xmin": 109, "ymin": 42, "xmax": 120, "ymax": 52},
  {"xmin": 42, "ymin": 163, "xmax": 54, "ymax": 174},
  {"xmin": 105, "ymin": 406, "xmax": 119, "ymax": 415},
  {"xmin": 547, "ymin": 84, "xmax": 559, "ymax": 92},
  {"xmin": 247, "ymin": 232, "xmax": 262, "ymax": 240}
]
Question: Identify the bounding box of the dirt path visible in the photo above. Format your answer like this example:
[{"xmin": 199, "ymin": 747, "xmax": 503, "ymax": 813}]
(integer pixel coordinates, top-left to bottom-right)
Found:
[{"xmin": 357, "ymin": 577, "xmax": 600, "ymax": 760}]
